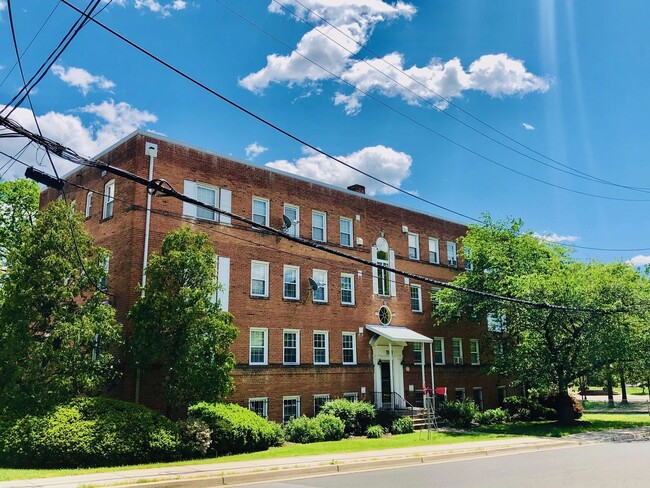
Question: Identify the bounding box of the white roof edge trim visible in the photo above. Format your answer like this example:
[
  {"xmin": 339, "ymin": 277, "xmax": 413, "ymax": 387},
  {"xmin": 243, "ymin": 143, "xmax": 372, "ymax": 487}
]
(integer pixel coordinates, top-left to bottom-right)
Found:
[{"xmin": 366, "ymin": 325, "xmax": 433, "ymax": 343}]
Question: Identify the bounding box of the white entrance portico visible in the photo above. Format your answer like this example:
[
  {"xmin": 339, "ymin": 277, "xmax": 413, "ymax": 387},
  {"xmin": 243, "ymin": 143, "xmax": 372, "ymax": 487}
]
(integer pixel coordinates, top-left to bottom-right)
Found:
[{"xmin": 366, "ymin": 325, "xmax": 435, "ymax": 410}]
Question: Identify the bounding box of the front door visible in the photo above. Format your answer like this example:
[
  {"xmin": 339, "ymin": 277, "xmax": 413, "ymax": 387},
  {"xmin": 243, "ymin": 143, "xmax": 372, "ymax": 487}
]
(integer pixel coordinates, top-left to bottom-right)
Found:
[{"xmin": 380, "ymin": 361, "xmax": 391, "ymax": 407}]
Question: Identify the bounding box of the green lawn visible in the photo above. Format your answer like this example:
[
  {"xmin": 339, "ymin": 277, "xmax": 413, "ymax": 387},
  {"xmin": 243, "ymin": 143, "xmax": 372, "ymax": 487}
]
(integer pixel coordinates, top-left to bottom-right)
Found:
[{"xmin": 2, "ymin": 412, "xmax": 650, "ymax": 482}]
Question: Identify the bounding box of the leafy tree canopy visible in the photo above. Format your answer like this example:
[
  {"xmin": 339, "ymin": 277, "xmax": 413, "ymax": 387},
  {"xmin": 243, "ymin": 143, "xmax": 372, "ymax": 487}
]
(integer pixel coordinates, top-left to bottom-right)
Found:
[
  {"xmin": 0, "ymin": 179, "xmax": 39, "ymax": 271},
  {"xmin": 0, "ymin": 199, "xmax": 122, "ymax": 416},
  {"xmin": 434, "ymin": 216, "xmax": 650, "ymax": 423},
  {"xmin": 130, "ymin": 227, "xmax": 238, "ymax": 414}
]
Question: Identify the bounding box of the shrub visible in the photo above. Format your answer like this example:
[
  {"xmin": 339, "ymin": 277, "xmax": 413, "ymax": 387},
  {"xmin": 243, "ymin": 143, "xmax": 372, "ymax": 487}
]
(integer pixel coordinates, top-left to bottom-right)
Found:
[
  {"xmin": 178, "ymin": 418, "xmax": 212, "ymax": 459},
  {"xmin": 474, "ymin": 408, "xmax": 509, "ymax": 425},
  {"xmin": 284, "ymin": 416, "xmax": 324, "ymax": 444},
  {"xmin": 542, "ymin": 392, "xmax": 584, "ymax": 420},
  {"xmin": 390, "ymin": 416, "xmax": 414, "ymax": 435},
  {"xmin": 366, "ymin": 425, "xmax": 385, "ymax": 438},
  {"xmin": 437, "ymin": 400, "xmax": 479, "ymax": 428},
  {"xmin": 502, "ymin": 396, "xmax": 548, "ymax": 421},
  {"xmin": 320, "ymin": 399, "xmax": 376, "ymax": 436},
  {"xmin": 316, "ymin": 414, "xmax": 345, "ymax": 441},
  {"xmin": 188, "ymin": 402, "xmax": 284, "ymax": 456},
  {"xmin": 0, "ymin": 397, "xmax": 181, "ymax": 468}
]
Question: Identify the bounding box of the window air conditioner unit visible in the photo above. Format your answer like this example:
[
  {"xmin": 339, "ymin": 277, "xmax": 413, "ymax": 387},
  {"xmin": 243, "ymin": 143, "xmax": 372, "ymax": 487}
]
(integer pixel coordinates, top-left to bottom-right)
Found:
[
  {"xmin": 356, "ymin": 237, "xmax": 364, "ymax": 247},
  {"xmin": 449, "ymin": 258, "xmax": 457, "ymax": 267},
  {"xmin": 453, "ymin": 357, "xmax": 463, "ymax": 365}
]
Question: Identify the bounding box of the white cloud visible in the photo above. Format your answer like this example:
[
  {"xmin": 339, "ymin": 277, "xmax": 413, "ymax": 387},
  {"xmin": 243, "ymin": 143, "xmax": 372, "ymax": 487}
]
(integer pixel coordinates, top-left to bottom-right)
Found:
[
  {"xmin": 134, "ymin": 0, "xmax": 186, "ymax": 17},
  {"xmin": 522, "ymin": 122, "xmax": 535, "ymax": 131},
  {"xmin": 626, "ymin": 255, "xmax": 650, "ymax": 267},
  {"xmin": 533, "ymin": 232, "xmax": 580, "ymax": 244},
  {"xmin": 245, "ymin": 142, "xmax": 268, "ymax": 159},
  {"xmin": 265, "ymin": 144, "xmax": 411, "ymax": 196},
  {"xmin": 242, "ymin": 2, "xmax": 549, "ymax": 114},
  {"xmin": 0, "ymin": 101, "xmax": 157, "ymax": 180},
  {"xmin": 51, "ymin": 64, "xmax": 115, "ymax": 96},
  {"xmin": 0, "ymin": 1, "xmax": 6, "ymax": 11}
]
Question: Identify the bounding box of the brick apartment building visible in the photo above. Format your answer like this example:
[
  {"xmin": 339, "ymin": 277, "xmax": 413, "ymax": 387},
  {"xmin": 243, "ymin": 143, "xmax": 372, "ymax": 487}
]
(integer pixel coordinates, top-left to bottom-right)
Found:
[{"xmin": 41, "ymin": 132, "xmax": 510, "ymax": 422}]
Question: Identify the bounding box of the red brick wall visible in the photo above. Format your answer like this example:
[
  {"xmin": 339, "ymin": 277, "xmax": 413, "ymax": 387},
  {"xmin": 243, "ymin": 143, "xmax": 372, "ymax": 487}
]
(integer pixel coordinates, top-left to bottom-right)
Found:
[{"xmin": 41, "ymin": 133, "xmax": 512, "ymax": 421}]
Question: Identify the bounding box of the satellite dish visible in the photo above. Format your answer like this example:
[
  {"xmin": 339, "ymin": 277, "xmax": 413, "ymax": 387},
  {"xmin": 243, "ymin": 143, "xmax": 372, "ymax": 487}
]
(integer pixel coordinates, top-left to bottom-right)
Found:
[
  {"xmin": 308, "ymin": 277, "xmax": 319, "ymax": 292},
  {"xmin": 282, "ymin": 214, "xmax": 293, "ymax": 230}
]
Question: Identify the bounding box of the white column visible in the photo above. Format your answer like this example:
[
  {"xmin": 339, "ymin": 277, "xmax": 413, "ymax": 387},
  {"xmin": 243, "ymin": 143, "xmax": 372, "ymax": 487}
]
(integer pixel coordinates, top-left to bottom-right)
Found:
[
  {"xmin": 420, "ymin": 342, "xmax": 426, "ymax": 407},
  {"xmin": 389, "ymin": 342, "xmax": 394, "ymax": 410},
  {"xmin": 429, "ymin": 342, "xmax": 435, "ymax": 410}
]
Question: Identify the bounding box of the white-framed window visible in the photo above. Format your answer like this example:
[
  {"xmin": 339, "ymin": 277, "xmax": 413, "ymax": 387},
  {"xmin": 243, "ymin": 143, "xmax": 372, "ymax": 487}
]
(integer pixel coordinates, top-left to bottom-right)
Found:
[
  {"xmin": 470, "ymin": 339, "xmax": 480, "ymax": 365},
  {"xmin": 428, "ymin": 237, "xmax": 439, "ymax": 264},
  {"xmin": 314, "ymin": 394, "xmax": 330, "ymax": 415},
  {"xmin": 340, "ymin": 217, "xmax": 353, "ymax": 247},
  {"xmin": 183, "ymin": 180, "xmax": 232, "ymax": 224},
  {"xmin": 487, "ymin": 313, "xmax": 506, "ymax": 333},
  {"xmin": 447, "ymin": 241, "xmax": 457, "ymax": 267},
  {"xmin": 464, "ymin": 247, "xmax": 473, "ymax": 270},
  {"xmin": 312, "ymin": 210, "xmax": 326, "ymax": 242},
  {"xmin": 413, "ymin": 342, "xmax": 423, "ymax": 365},
  {"xmin": 250, "ymin": 261, "xmax": 269, "ymax": 297},
  {"xmin": 343, "ymin": 392, "xmax": 358, "ymax": 402},
  {"xmin": 249, "ymin": 397, "xmax": 268, "ymax": 418},
  {"xmin": 434, "ymin": 337, "xmax": 445, "ymax": 365},
  {"xmin": 410, "ymin": 284, "xmax": 422, "ymax": 312},
  {"xmin": 284, "ymin": 204, "xmax": 299, "ymax": 237},
  {"xmin": 342, "ymin": 332, "xmax": 356, "ymax": 365},
  {"xmin": 196, "ymin": 183, "xmax": 218, "ymax": 221},
  {"xmin": 452, "ymin": 338, "xmax": 463, "ymax": 364},
  {"xmin": 212, "ymin": 256, "xmax": 231, "ymax": 312},
  {"xmin": 283, "ymin": 265, "xmax": 300, "ymax": 300},
  {"xmin": 372, "ymin": 237, "xmax": 395, "ymax": 297},
  {"xmin": 497, "ymin": 386, "xmax": 507, "ymax": 406},
  {"xmin": 313, "ymin": 331, "xmax": 329, "ymax": 365},
  {"xmin": 431, "ymin": 287, "xmax": 441, "ymax": 307},
  {"xmin": 99, "ymin": 255, "xmax": 110, "ymax": 292},
  {"xmin": 313, "ymin": 269, "xmax": 328, "ymax": 303},
  {"xmin": 283, "ymin": 330, "xmax": 300, "ymax": 365},
  {"xmin": 455, "ymin": 388, "xmax": 466, "ymax": 401},
  {"xmin": 85, "ymin": 191, "xmax": 93, "ymax": 218},
  {"xmin": 249, "ymin": 328, "xmax": 268, "ymax": 365},
  {"xmin": 408, "ymin": 233, "xmax": 420, "ymax": 260},
  {"xmin": 473, "ymin": 387, "xmax": 484, "ymax": 411},
  {"xmin": 340, "ymin": 273, "xmax": 355, "ymax": 305},
  {"xmin": 102, "ymin": 179, "xmax": 115, "ymax": 219},
  {"xmin": 283, "ymin": 396, "xmax": 300, "ymax": 424},
  {"xmin": 252, "ymin": 196, "xmax": 269, "ymax": 227}
]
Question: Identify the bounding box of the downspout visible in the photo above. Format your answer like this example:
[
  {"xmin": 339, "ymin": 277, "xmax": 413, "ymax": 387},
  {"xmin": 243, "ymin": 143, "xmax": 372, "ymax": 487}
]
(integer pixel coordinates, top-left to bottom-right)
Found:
[
  {"xmin": 135, "ymin": 141, "xmax": 158, "ymax": 404},
  {"xmin": 429, "ymin": 342, "xmax": 435, "ymax": 411}
]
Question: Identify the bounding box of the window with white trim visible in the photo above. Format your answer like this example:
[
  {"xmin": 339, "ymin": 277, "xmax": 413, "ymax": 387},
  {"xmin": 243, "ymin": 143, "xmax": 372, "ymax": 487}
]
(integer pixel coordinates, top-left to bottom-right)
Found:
[
  {"xmin": 372, "ymin": 237, "xmax": 394, "ymax": 297},
  {"xmin": 434, "ymin": 337, "xmax": 445, "ymax": 365},
  {"xmin": 313, "ymin": 269, "xmax": 328, "ymax": 303},
  {"xmin": 283, "ymin": 396, "xmax": 300, "ymax": 423},
  {"xmin": 313, "ymin": 331, "xmax": 329, "ymax": 365},
  {"xmin": 99, "ymin": 256, "xmax": 110, "ymax": 292},
  {"xmin": 447, "ymin": 241, "xmax": 457, "ymax": 267},
  {"xmin": 283, "ymin": 330, "xmax": 300, "ymax": 365},
  {"xmin": 313, "ymin": 394, "xmax": 330, "ymax": 415},
  {"xmin": 343, "ymin": 392, "xmax": 358, "ymax": 402},
  {"xmin": 341, "ymin": 273, "xmax": 355, "ymax": 305},
  {"xmin": 252, "ymin": 197, "xmax": 269, "ymax": 227},
  {"xmin": 183, "ymin": 180, "xmax": 231, "ymax": 224},
  {"xmin": 473, "ymin": 387, "xmax": 484, "ymax": 411},
  {"xmin": 497, "ymin": 386, "xmax": 507, "ymax": 406},
  {"xmin": 340, "ymin": 217, "xmax": 353, "ymax": 247},
  {"xmin": 249, "ymin": 328, "xmax": 268, "ymax": 365},
  {"xmin": 410, "ymin": 284, "xmax": 422, "ymax": 312},
  {"xmin": 452, "ymin": 338, "xmax": 463, "ymax": 364},
  {"xmin": 408, "ymin": 233, "xmax": 419, "ymax": 260},
  {"xmin": 250, "ymin": 261, "xmax": 269, "ymax": 297},
  {"xmin": 249, "ymin": 397, "xmax": 268, "ymax": 418},
  {"xmin": 196, "ymin": 184, "xmax": 218, "ymax": 221},
  {"xmin": 487, "ymin": 313, "xmax": 506, "ymax": 333},
  {"xmin": 428, "ymin": 237, "xmax": 439, "ymax": 264},
  {"xmin": 102, "ymin": 179, "xmax": 115, "ymax": 219},
  {"xmin": 455, "ymin": 388, "xmax": 466, "ymax": 401},
  {"xmin": 464, "ymin": 247, "xmax": 473, "ymax": 270},
  {"xmin": 413, "ymin": 342, "xmax": 423, "ymax": 365},
  {"xmin": 283, "ymin": 265, "xmax": 299, "ymax": 300},
  {"xmin": 85, "ymin": 191, "xmax": 92, "ymax": 218},
  {"xmin": 212, "ymin": 256, "xmax": 231, "ymax": 312},
  {"xmin": 470, "ymin": 339, "xmax": 480, "ymax": 365},
  {"xmin": 342, "ymin": 332, "xmax": 356, "ymax": 365},
  {"xmin": 312, "ymin": 211, "xmax": 326, "ymax": 242},
  {"xmin": 284, "ymin": 204, "xmax": 299, "ymax": 237}
]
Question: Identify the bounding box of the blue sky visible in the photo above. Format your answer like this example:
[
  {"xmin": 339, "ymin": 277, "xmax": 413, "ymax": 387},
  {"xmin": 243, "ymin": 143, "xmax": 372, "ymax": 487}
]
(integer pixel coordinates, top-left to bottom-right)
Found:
[{"xmin": 1, "ymin": 0, "xmax": 649, "ymax": 265}]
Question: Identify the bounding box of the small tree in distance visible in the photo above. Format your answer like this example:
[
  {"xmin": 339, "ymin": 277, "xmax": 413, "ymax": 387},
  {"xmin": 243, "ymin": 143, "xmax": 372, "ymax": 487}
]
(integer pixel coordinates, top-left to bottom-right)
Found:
[{"xmin": 130, "ymin": 227, "xmax": 237, "ymax": 416}]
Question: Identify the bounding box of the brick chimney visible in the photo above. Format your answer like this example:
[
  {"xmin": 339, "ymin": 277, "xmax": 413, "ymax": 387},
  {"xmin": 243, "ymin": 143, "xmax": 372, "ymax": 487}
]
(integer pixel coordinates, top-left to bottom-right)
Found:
[{"xmin": 347, "ymin": 184, "xmax": 366, "ymax": 194}]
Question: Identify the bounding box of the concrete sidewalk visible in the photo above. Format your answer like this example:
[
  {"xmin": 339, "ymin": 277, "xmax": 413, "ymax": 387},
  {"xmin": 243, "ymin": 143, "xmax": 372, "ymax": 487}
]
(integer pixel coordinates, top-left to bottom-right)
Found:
[{"xmin": 0, "ymin": 436, "xmax": 579, "ymax": 488}]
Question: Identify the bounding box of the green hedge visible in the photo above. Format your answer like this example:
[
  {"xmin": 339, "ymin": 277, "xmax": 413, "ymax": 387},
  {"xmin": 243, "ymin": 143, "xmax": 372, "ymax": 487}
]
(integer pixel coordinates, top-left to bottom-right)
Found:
[
  {"xmin": 366, "ymin": 425, "xmax": 385, "ymax": 438},
  {"xmin": 319, "ymin": 399, "xmax": 376, "ymax": 436},
  {"xmin": 0, "ymin": 397, "xmax": 181, "ymax": 468},
  {"xmin": 437, "ymin": 400, "xmax": 479, "ymax": 428},
  {"xmin": 284, "ymin": 414, "xmax": 345, "ymax": 444},
  {"xmin": 188, "ymin": 402, "xmax": 283, "ymax": 456},
  {"xmin": 474, "ymin": 408, "xmax": 509, "ymax": 425},
  {"xmin": 390, "ymin": 416, "xmax": 414, "ymax": 434}
]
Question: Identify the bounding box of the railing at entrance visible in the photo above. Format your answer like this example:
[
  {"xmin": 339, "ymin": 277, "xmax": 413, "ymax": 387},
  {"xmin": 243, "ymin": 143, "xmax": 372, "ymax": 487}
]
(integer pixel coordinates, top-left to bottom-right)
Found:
[{"xmin": 368, "ymin": 391, "xmax": 415, "ymax": 416}]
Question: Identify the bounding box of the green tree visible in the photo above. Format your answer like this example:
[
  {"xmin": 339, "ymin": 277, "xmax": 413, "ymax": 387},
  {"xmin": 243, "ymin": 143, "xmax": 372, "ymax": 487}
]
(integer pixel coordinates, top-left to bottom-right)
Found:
[
  {"xmin": 0, "ymin": 200, "xmax": 122, "ymax": 416},
  {"xmin": 129, "ymin": 227, "xmax": 237, "ymax": 415},
  {"xmin": 434, "ymin": 216, "xmax": 650, "ymax": 424},
  {"xmin": 0, "ymin": 179, "xmax": 39, "ymax": 276}
]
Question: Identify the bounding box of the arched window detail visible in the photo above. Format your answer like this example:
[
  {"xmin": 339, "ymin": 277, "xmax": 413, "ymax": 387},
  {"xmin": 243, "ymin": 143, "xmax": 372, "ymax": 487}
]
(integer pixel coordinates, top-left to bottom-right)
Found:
[{"xmin": 371, "ymin": 237, "xmax": 396, "ymax": 297}]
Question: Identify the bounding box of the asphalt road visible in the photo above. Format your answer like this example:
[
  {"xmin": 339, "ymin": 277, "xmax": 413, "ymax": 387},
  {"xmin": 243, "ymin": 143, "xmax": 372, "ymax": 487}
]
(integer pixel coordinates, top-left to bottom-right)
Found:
[{"xmin": 244, "ymin": 441, "xmax": 650, "ymax": 488}]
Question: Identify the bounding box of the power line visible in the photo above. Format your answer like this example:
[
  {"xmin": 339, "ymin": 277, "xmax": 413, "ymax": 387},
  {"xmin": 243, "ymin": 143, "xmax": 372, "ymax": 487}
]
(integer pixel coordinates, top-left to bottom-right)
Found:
[{"xmin": 272, "ymin": 0, "xmax": 650, "ymax": 195}]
